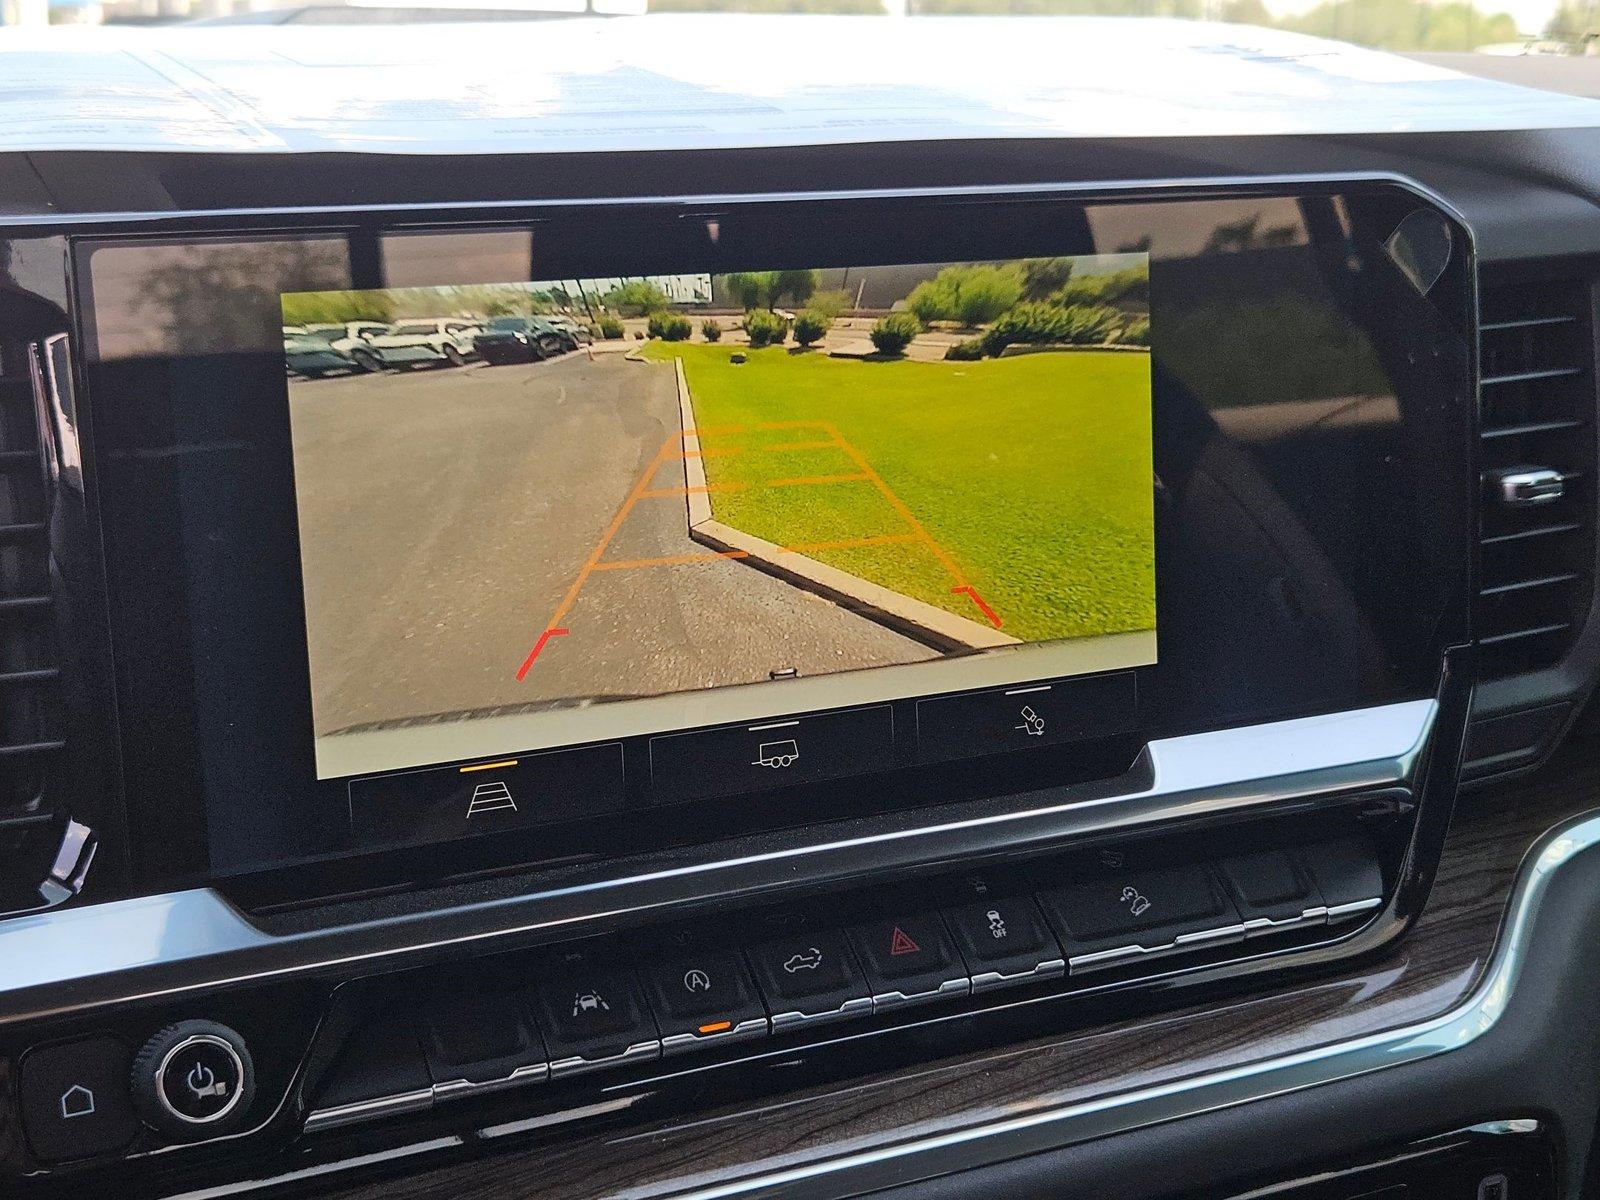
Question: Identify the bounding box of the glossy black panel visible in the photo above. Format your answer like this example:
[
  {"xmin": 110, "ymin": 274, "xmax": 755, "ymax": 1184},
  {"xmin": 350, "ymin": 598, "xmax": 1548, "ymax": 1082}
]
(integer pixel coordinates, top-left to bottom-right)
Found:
[{"xmin": 69, "ymin": 181, "xmax": 1472, "ymax": 901}]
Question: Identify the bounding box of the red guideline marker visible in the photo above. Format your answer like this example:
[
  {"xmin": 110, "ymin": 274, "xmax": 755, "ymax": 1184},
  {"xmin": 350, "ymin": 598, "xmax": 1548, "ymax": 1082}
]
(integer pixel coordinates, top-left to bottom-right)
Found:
[
  {"xmin": 951, "ymin": 586, "xmax": 1002, "ymax": 629},
  {"xmin": 515, "ymin": 627, "xmax": 569, "ymax": 681}
]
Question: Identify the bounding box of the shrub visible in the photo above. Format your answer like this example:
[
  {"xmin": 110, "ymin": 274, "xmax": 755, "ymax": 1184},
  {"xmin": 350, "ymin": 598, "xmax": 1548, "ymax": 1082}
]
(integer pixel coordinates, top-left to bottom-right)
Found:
[
  {"xmin": 744, "ymin": 308, "xmax": 789, "ymax": 347},
  {"xmin": 792, "ymin": 309, "xmax": 832, "ymax": 347},
  {"xmin": 1049, "ymin": 265, "xmax": 1150, "ymax": 309},
  {"xmin": 943, "ymin": 337, "xmax": 986, "ymax": 361},
  {"xmin": 1119, "ymin": 316, "xmax": 1151, "ymax": 346},
  {"xmin": 647, "ymin": 310, "xmax": 693, "ymax": 341},
  {"xmin": 981, "ymin": 302, "xmax": 1119, "ymax": 355},
  {"xmin": 807, "ymin": 289, "xmax": 851, "ymax": 320},
  {"xmin": 870, "ymin": 312, "xmax": 921, "ymax": 355},
  {"xmin": 905, "ymin": 264, "xmax": 1021, "ymax": 327},
  {"xmin": 596, "ymin": 315, "xmax": 625, "ymax": 339},
  {"xmin": 700, "ymin": 318, "xmax": 723, "ymax": 342}
]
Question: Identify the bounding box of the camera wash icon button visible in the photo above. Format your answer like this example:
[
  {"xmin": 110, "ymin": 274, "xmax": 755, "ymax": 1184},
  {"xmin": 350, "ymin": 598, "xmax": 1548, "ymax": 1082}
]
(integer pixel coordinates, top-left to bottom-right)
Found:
[
  {"xmin": 347, "ymin": 742, "xmax": 627, "ymax": 849},
  {"xmin": 914, "ymin": 671, "xmax": 1138, "ymax": 764},
  {"xmin": 647, "ymin": 705, "xmax": 895, "ymax": 805}
]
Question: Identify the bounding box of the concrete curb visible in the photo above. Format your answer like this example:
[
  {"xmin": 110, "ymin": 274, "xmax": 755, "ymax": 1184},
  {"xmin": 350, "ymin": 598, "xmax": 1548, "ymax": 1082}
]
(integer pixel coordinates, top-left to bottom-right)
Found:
[{"xmin": 671, "ymin": 355, "xmax": 1020, "ymax": 654}]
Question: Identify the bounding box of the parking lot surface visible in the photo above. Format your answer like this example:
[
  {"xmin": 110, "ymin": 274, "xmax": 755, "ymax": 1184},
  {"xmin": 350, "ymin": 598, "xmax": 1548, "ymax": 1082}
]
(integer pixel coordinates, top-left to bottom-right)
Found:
[{"xmin": 289, "ymin": 353, "xmax": 931, "ymax": 737}]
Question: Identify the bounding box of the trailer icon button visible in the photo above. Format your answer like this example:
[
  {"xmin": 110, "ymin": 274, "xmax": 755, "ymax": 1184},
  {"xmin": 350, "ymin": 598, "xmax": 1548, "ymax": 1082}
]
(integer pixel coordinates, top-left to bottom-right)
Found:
[
  {"xmin": 647, "ymin": 705, "xmax": 894, "ymax": 804},
  {"xmin": 753, "ymin": 739, "xmax": 800, "ymax": 768}
]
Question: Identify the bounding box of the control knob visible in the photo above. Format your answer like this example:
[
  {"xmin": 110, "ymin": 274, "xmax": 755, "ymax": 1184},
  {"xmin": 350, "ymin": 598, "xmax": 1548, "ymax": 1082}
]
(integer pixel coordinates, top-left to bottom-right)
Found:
[{"xmin": 130, "ymin": 1020, "xmax": 254, "ymax": 1139}]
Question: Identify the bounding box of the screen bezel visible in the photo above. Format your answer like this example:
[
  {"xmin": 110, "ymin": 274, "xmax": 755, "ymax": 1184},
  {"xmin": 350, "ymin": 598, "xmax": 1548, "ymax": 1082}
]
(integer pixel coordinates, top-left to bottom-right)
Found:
[{"xmin": 71, "ymin": 177, "xmax": 1476, "ymax": 908}]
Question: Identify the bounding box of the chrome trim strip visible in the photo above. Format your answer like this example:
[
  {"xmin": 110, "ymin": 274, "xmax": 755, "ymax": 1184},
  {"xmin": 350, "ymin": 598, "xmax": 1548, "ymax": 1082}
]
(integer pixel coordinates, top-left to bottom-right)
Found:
[
  {"xmin": 1327, "ymin": 897, "xmax": 1385, "ymax": 919},
  {"xmin": 660, "ymin": 805, "xmax": 1600, "ymax": 1200},
  {"xmin": 0, "ymin": 699, "xmax": 1435, "ymax": 1022},
  {"xmin": 870, "ymin": 978, "xmax": 972, "ymax": 1012},
  {"xmin": 547, "ymin": 1040, "xmax": 661, "ymax": 1080},
  {"xmin": 1, "ymin": 171, "xmax": 1454, "ymax": 234},
  {"xmin": 430, "ymin": 1061, "xmax": 550, "ymax": 1102},
  {"xmin": 769, "ymin": 997, "xmax": 875, "ymax": 1030},
  {"xmin": 661, "ymin": 1018, "xmax": 770, "ymax": 1056},
  {"xmin": 970, "ymin": 959, "xmax": 1066, "ymax": 993},
  {"xmin": 301, "ymin": 1089, "xmax": 435, "ymax": 1134}
]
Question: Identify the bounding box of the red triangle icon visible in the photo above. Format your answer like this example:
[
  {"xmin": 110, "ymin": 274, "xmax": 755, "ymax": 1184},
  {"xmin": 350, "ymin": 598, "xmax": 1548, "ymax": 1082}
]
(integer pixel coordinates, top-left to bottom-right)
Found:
[{"xmin": 889, "ymin": 926, "xmax": 920, "ymax": 956}]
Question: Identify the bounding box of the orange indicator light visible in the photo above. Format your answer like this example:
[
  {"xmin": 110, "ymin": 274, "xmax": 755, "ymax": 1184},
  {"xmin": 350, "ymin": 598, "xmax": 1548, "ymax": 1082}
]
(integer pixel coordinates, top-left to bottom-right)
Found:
[{"xmin": 697, "ymin": 1020, "xmax": 733, "ymax": 1035}]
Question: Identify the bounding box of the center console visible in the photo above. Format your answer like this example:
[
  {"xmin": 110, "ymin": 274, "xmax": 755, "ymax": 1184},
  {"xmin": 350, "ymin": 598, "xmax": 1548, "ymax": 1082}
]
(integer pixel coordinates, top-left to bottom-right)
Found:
[{"xmin": 0, "ymin": 174, "xmax": 1478, "ymax": 1196}]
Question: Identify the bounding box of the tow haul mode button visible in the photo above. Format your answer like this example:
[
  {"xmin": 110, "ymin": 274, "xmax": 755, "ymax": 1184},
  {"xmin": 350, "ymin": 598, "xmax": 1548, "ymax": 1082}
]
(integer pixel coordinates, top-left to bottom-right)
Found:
[{"xmin": 648, "ymin": 705, "xmax": 895, "ymax": 804}]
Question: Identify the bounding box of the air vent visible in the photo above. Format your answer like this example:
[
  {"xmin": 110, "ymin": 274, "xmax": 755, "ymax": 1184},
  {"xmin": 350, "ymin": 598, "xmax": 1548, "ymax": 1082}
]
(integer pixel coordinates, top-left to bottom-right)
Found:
[
  {"xmin": 1477, "ymin": 280, "xmax": 1596, "ymax": 680},
  {"xmin": 0, "ymin": 336, "xmax": 69, "ymax": 914}
]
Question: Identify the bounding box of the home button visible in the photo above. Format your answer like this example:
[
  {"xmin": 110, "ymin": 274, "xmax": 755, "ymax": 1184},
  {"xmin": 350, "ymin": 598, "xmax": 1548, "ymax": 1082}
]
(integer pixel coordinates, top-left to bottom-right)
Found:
[{"xmin": 18, "ymin": 1036, "xmax": 140, "ymax": 1163}]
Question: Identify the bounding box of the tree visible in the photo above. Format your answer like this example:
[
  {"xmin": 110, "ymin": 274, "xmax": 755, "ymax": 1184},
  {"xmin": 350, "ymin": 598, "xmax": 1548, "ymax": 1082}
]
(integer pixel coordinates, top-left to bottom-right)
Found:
[
  {"xmin": 717, "ymin": 269, "xmax": 820, "ymax": 310},
  {"xmin": 604, "ymin": 280, "xmax": 671, "ymax": 316},
  {"xmin": 769, "ymin": 268, "xmax": 819, "ymax": 308},
  {"xmin": 1218, "ymin": 0, "xmax": 1270, "ymax": 22},
  {"xmin": 720, "ymin": 272, "xmax": 768, "ymax": 311}
]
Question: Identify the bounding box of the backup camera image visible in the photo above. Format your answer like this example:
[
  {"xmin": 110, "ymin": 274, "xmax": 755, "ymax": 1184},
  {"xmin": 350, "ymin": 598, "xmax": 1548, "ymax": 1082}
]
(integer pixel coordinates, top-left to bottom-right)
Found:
[{"xmin": 283, "ymin": 255, "xmax": 1157, "ymax": 778}]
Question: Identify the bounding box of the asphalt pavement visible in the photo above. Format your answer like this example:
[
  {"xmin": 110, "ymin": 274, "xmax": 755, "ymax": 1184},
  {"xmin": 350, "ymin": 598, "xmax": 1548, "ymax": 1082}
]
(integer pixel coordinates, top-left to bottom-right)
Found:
[{"xmin": 288, "ymin": 351, "xmax": 931, "ymax": 737}]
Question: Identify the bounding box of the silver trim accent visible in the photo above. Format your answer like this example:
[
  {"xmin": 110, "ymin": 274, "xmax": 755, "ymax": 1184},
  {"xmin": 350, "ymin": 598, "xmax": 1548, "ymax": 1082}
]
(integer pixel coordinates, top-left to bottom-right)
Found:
[
  {"xmin": 1489, "ymin": 467, "xmax": 1565, "ymax": 508},
  {"xmin": 769, "ymin": 997, "xmax": 875, "ymax": 1030},
  {"xmin": 1239, "ymin": 906, "xmax": 1329, "ymax": 938},
  {"xmin": 1069, "ymin": 924, "xmax": 1247, "ymax": 974},
  {"xmin": 970, "ymin": 959, "xmax": 1067, "ymax": 993},
  {"xmin": 3, "ymin": 170, "xmax": 1462, "ymax": 234},
  {"xmin": 0, "ymin": 699, "xmax": 1435, "ymax": 1022},
  {"xmin": 547, "ymin": 1040, "xmax": 661, "ymax": 1080},
  {"xmin": 302, "ymin": 1088, "xmax": 435, "ymax": 1134},
  {"xmin": 34, "ymin": 820, "xmax": 97, "ymax": 910},
  {"xmin": 660, "ymin": 1017, "xmax": 769, "ymax": 1056},
  {"xmin": 430, "ymin": 1061, "xmax": 549, "ymax": 1102},
  {"xmin": 1326, "ymin": 896, "xmax": 1385, "ymax": 919},
  {"xmin": 154, "ymin": 1034, "xmax": 248, "ymax": 1127},
  {"xmin": 656, "ymin": 806, "xmax": 1600, "ymax": 1200},
  {"xmin": 870, "ymin": 977, "xmax": 971, "ymax": 1012}
]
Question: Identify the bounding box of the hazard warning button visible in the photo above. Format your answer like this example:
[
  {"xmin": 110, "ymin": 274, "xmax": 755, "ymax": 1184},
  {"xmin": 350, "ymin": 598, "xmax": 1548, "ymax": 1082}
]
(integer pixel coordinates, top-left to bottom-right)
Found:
[{"xmin": 847, "ymin": 915, "xmax": 971, "ymax": 1011}]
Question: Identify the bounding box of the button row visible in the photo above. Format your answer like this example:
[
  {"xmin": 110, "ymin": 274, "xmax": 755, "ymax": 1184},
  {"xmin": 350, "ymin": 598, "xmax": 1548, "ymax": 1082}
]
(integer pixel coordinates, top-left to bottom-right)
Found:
[
  {"xmin": 306, "ymin": 838, "xmax": 1381, "ymax": 1130},
  {"xmin": 346, "ymin": 672, "xmax": 1138, "ymax": 851}
]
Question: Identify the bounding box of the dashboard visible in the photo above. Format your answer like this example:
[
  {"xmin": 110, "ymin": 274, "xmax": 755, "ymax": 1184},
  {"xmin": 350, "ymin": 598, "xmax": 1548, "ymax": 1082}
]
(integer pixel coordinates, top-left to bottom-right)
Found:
[{"xmin": 6, "ymin": 26, "xmax": 1600, "ymax": 1200}]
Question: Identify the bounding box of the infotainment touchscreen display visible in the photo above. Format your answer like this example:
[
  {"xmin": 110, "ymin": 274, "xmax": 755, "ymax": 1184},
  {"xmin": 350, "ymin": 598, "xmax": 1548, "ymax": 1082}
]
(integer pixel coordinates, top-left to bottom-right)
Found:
[
  {"xmin": 280, "ymin": 257, "xmax": 1157, "ymax": 782},
  {"xmin": 78, "ymin": 183, "xmax": 1474, "ymax": 895}
]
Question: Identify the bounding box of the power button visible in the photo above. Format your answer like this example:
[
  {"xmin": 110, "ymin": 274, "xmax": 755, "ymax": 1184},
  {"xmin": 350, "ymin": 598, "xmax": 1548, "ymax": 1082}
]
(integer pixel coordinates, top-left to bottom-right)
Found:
[{"xmin": 132, "ymin": 1021, "xmax": 254, "ymax": 1139}]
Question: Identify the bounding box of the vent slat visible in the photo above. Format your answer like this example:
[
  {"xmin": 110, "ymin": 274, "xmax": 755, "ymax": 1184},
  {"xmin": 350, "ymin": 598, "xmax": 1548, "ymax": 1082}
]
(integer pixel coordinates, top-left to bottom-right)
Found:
[
  {"xmin": 1481, "ymin": 315, "xmax": 1579, "ymax": 332},
  {"xmin": 1482, "ymin": 522, "xmax": 1583, "ymax": 546},
  {"xmin": 1480, "ymin": 573, "xmax": 1581, "ymax": 598},
  {"xmin": 1479, "ymin": 621, "xmax": 1574, "ymax": 646},
  {"xmin": 1481, "ymin": 418, "xmax": 1585, "ymax": 440},
  {"xmin": 1481, "ymin": 366, "xmax": 1584, "ymax": 387},
  {"xmin": 0, "ymin": 739, "xmax": 66, "ymax": 757},
  {"xmin": 1476, "ymin": 278, "xmax": 1593, "ymax": 681}
]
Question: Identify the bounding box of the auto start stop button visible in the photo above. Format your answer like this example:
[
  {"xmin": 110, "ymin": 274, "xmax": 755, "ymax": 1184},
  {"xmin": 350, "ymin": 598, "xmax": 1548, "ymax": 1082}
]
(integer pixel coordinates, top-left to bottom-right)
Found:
[{"xmin": 132, "ymin": 1021, "xmax": 255, "ymax": 1139}]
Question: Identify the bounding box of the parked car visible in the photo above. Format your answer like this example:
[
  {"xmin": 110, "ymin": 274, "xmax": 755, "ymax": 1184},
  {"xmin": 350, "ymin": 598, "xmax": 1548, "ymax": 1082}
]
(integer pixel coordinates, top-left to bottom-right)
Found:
[
  {"xmin": 284, "ymin": 320, "xmax": 392, "ymax": 377},
  {"xmin": 364, "ymin": 318, "xmax": 484, "ymax": 368},
  {"xmin": 548, "ymin": 315, "xmax": 595, "ymax": 349},
  {"xmin": 473, "ymin": 315, "xmax": 569, "ymax": 364}
]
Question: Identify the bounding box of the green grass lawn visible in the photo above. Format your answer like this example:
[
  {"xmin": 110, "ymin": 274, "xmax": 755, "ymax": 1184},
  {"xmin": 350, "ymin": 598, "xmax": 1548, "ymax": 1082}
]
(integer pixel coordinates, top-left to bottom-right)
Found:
[{"xmin": 642, "ymin": 343, "xmax": 1155, "ymax": 642}]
